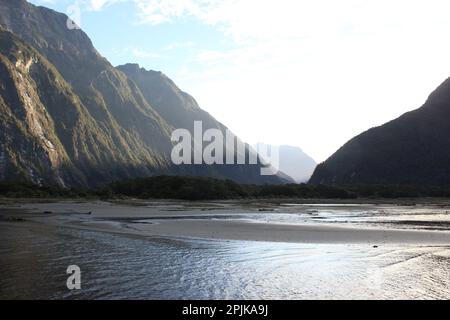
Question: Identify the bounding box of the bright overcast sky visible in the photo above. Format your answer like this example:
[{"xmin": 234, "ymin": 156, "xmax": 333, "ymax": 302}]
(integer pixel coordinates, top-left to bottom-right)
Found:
[{"xmin": 30, "ymin": 0, "xmax": 450, "ymax": 162}]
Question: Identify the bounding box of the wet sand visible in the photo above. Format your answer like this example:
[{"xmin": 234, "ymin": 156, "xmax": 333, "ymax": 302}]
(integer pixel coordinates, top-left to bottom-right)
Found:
[
  {"xmin": 1, "ymin": 200, "xmax": 450, "ymax": 245},
  {"xmin": 2, "ymin": 200, "xmax": 450, "ymax": 299},
  {"xmin": 124, "ymin": 219, "xmax": 450, "ymax": 244}
]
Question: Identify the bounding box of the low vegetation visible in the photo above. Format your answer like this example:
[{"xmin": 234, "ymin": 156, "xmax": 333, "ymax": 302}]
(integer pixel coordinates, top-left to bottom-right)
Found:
[
  {"xmin": 1, "ymin": 176, "xmax": 450, "ymax": 201},
  {"xmin": 98, "ymin": 176, "xmax": 355, "ymax": 200},
  {"xmin": 0, "ymin": 182, "xmax": 90, "ymax": 199}
]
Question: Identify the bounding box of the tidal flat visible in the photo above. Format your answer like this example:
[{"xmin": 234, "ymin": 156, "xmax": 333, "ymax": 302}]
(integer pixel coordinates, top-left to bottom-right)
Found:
[{"xmin": 1, "ymin": 199, "xmax": 450, "ymax": 299}]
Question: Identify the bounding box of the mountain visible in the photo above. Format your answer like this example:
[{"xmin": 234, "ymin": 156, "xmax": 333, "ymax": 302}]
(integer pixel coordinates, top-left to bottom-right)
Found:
[
  {"xmin": 255, "ymin": 143, "xmax": 316, "ymax": 183},
  {"xmin": 117, "ymin": 63, "xmax": 284, "ymax": 184},
  {"xmin": 0, "ymin": 0, "xmax": 287, "ymax": 187},
  {"xmin": 117, "ymin": 63, "xmax": 225, "ymax": 133},
  {"xmin": 309, "ymin": 77, "xmax": 450, "ymax": 186}
]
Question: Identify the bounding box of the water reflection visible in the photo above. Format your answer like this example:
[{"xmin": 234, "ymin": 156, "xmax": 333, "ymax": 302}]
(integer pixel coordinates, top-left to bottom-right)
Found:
[{"xmin": 1, "ymin": 224, "xmax": 449, "ymax": 300}]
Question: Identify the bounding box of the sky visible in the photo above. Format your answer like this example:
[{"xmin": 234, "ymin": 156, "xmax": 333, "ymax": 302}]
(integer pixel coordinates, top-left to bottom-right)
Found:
[{"xmin": 29, "ymin": 0, "xmax": 450, "ymax": 162}]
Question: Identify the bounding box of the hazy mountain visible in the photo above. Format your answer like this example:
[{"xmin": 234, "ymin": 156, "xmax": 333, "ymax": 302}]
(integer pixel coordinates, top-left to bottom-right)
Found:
[
  {"xmin": 0, "ymin": 0, "xmax": 287, "ymax": 187},
  {"xmin": 255, "ymin": 143, "xmax": 317, "ymax": 183},
  {"xmin": 310, "ymin": 77, "xmax": 450, "ymax": 186}
]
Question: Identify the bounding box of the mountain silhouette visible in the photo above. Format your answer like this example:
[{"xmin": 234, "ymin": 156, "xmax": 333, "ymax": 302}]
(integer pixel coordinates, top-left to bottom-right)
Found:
[{"xmin": 310, "ymin": 77, "xmax": 450, "ymax": 186}]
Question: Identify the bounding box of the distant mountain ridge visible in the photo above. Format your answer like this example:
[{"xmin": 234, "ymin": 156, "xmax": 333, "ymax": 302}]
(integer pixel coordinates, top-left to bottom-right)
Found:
[
  {"xmin": 0, "ymin": 0, "xmax": 287, "ymax": 187},
  {"xmin": 255, "ymin": 143, "xmax": 317, "ymax": 183},
  {"xmin": 310, "ymin": 77, "xmax": 450, "ymax": 186}
]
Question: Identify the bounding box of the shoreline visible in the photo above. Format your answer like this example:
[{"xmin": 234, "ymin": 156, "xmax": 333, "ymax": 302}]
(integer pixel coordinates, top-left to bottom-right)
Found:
[
  {"xmin": 1, "ymin": 200, "xmax": 450, "ymax": 245},
  {"xmin": 3, "ymin": 196, "xmax": 450, "ymax": 206}
]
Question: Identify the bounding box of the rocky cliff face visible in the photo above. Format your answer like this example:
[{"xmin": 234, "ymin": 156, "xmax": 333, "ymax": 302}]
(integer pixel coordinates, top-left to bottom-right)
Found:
[
  {"xmin": 0, "ymin": 30, "xmax": 80, "ymax": 186},
  {"xmin": 0, "ymin": 0, "xmax": 287, "ymax": 187},
  {"xmin": 309, "ymin": 78, "xmax": 450, "ymax": 186}
]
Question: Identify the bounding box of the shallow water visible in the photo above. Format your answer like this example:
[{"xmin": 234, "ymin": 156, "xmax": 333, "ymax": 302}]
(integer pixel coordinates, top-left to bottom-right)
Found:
[
  {"xmin": 121, "ymin": 204, "xmax": 450, "ymax": 231},
  {"xmin": 1, "ymin": 222, "xmax": 449, "ymax": 300},
  {"xmin": 236, "ymin": 204, "xmax": 450, "ymax": 231}
]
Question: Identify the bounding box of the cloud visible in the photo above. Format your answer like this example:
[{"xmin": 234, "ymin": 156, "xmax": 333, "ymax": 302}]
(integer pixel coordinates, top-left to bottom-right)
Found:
[
  {"xmin": 31, "ymin": 0, "xmax": 58, "ymax": 4},
  {"xmin": 160, "ymin": 0, "xmax": 450, "ymax": 160},
  {"xmin": 131, "ymin": 48, "xmax": 161, "ymax": 59},
  {"xmin": 89, "ymin": 0, "xmax": 120, "ymax": 11},
  {"xmin": 132, "ymin": 0, "xmax": 204, "ymax": 24},
  {"xmin": 105, "ymin": 47, "xmax": 161, "ymax": 60},
  {"xmin": 164, "ymin": 41, "xmax": 194, "ymax": 51},
  {"xmin": 77, "ymin": 0, "xmax": 450, "ymax": 160},
  {"xmin": 131, "ymin": 0, "xmax": 450, "ymax": 42}
]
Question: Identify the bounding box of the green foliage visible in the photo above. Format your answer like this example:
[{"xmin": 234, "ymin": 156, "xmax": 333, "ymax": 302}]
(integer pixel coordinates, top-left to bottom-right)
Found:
[
  {"xmin": 343, "ymin": 184, "xmax": 450, "ymax": 198},
  {"xmin": 98, "ymin": 176, "xmax": 249, "ymax": 200},
  {"xmin": 246, "ymin": 183, "xmax": 354, "ymax": 199},
  {"xmin": 2, "ymin": 178, "xmax": 450, "ymax": 201},
  {"xmin": 0, "ymin": 182, "xmax": 88, "ymax": 198},
  {"xmin": 96, "ymin": 176, "xmax": 356, "ymax": 200}
]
